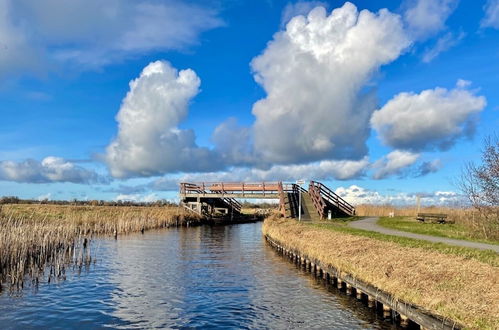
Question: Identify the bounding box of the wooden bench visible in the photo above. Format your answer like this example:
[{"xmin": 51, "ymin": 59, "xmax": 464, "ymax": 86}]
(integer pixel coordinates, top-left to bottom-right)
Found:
[{"xmin": 416, "ymin": 213, "xmax": 452, "ymax": 224}]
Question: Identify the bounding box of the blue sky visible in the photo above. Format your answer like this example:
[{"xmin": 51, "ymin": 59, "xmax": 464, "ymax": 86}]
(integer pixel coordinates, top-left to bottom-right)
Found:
[{"xmin": 0, "ymin": 0, "xmax": 498, "ymax": 205}]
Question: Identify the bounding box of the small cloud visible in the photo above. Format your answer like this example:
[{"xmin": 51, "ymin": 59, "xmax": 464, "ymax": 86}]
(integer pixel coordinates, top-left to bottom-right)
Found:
[
  {"xmin": 481, "ymin": 0, "xmax": 499, "ymax": 29},
  {"xmin": 402, "ymin": 0, "xmax": 458, "ymax": 40},
  {"xmin": 456, "ymin": 79, "xmax": 472, "ymax": 89},
  {"xmin": 371, "ymin": 150, "xmax": 420, "ymax": 180},
  {"xmin": 115, "ymin": 193, "xmax": 160, "ymax": 203},
  {"xmin": 414, "ymin": 159, "xmax": 442, "ymax": 177},
  {"xmin": 37, "ymin": 193, "xmax": 51, "ymax": 201},
  {"xmin": 422, "ymin": 31, "xmax": 465, "ymax": 63}
]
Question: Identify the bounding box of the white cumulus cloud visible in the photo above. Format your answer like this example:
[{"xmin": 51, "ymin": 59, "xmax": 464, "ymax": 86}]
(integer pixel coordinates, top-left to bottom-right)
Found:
[
  {"xmin": 403, "ymin": 0, "xmax": 458, "ymax": 40},
  {"xmin": 371, "ymin": 150, "xmax": 420, "ymax": 179},
  {"xmin": 0, "ymin": 157, "xmax": 106, "ymax": 184},
  {"xmin": 105, "ymin": 60, "xmax": 222, "ymax": 178},
  {"xmin": 371, "ymin": 81, "xmax": 486, "ymax": 152},
  {"xmin": 250, "ymin": 3, "xmax": 411, "ymax": 165}
]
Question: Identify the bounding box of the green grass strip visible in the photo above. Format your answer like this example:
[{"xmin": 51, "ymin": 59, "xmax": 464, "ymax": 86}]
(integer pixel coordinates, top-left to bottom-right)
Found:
[
  {"xmin": 377, "ymin": 216, "xmax": 499, "ymax": 245},
  {"xmin": 308, "ymin": 222, "xmax": 499, "ymax": 267}
]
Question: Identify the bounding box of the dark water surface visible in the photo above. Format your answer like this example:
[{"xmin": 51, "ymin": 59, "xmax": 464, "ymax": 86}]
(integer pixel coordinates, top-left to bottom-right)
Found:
[{"xmin": 0, "ymin": 222, "xmax": 396, "ymax": 329}]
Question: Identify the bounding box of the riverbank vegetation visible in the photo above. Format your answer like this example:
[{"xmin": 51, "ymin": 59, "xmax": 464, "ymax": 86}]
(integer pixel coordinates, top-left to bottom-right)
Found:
[
  {"xmin": 263, "ymin": 215, "xmax": 499, "ymax": 329},
  {"xmin": 0, "ymin": 204, "xmax": 200, "ymax": 291}
]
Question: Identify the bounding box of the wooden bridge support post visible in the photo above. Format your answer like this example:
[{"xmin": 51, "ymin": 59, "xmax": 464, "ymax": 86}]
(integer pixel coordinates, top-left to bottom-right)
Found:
[
  {"xmin": 367, "ymin": 295, "xmax": 375, "ymax": 308},
  {"xmin": 400, "ymin": 314, "xmax": 409, "ymax": 328},
  {"xmin": 346, "ymin": 283, "xmax": 352, "ymax": 295},
  {"xmin": 383, "ymin": 304, "xmax": 391, "ymax": 319}
]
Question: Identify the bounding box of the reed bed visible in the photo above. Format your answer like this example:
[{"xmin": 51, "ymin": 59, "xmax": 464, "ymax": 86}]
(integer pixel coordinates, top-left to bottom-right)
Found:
[
  {"xmin": 0, "ymin": 204, "xmax": 200, "ymax": 291},
  {"xmin": 263, "ymin": 215, "xmax": 499, "ymax": 329}
]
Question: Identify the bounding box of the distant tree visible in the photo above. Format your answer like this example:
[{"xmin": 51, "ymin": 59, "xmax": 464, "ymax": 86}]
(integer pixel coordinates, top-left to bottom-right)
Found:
[{"xmin": 459, "ymin": 135, "xmax": 499, "ymax": 237}]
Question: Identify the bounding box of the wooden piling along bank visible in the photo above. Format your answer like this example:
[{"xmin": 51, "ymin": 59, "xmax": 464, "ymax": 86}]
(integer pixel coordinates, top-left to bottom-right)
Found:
[{"xmin": 264, "ymin": 235, "xmax": 463, "ymax": 330}]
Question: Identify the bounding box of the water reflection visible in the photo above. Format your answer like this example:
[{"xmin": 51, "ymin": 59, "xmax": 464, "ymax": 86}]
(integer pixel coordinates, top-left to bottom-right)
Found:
[{"xmin": 0, "ymin": 222, "xmax": 397, "ymax": 329}]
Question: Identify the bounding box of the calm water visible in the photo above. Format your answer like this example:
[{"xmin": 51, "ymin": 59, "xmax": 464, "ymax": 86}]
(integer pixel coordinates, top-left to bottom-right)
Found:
[{"xmin": 0, "ymin": 222, "xmax": 397, "ymax": 329}]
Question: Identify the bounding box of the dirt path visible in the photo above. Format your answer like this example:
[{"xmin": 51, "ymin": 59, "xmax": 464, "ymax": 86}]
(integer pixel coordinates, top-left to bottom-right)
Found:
[{"xmin": 349, "ymin": 217, "xmax": 499, "ymax": 253}]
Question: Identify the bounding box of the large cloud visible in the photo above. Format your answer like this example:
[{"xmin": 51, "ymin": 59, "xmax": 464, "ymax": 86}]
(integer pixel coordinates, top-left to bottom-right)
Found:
[
  {"xmin": 250, "ymin": 3, "xmax": 411, "ymax": 165},
  {"xmin": 403, "ymin": 0, "xmax": 458, "ymax": 40},
  {"xmin": 0, "ymin": 0, "xmax": 222, "ymax": 75},
  {"xmin": 371, "ymin": 81, "xmax": 486, "ymax": 152},
  {"xmin": 105, "ymin": 61, "xmax": 222, "ymax": 178},
  {"xmin": 0, "ymin": 157, "xmax": 106, "ymax": 184},
  {"xmin": 482, "ymin": 0, "xmax": 499, "ymax": 28}
]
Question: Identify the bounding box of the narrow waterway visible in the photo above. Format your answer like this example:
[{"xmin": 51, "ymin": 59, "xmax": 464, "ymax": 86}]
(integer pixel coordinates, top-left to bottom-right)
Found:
[{"xmin": 0, "ymin": 222, "xmax": 397, "ymax": 329}]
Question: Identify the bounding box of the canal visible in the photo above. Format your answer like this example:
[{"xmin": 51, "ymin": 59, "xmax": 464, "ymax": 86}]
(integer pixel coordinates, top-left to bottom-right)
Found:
[{"xmin": 0, "ymin": 222, "xmax": 397, "ymax": 329}]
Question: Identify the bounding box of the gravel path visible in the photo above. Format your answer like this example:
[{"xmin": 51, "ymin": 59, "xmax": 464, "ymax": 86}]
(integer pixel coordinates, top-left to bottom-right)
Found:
[{"xmin": 349, "ymin": 217, "xmax": 499, "ymax": 253}]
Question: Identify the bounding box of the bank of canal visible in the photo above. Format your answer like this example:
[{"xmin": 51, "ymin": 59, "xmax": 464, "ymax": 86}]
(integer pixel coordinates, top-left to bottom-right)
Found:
[
  {"xmin": 263, "ymin": 216, "xmax": 499, "ymax": 329},
  {"xmin": 0, "ymin": 221, "xmax": 399, "ymax": 329}
]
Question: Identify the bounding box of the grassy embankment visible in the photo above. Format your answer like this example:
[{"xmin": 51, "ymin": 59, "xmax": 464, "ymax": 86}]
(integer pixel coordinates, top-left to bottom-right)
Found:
[
  {"xmin": 0, "ymin": 204, "xmax": 201, "ymax": 290},
  {"xmin": 263, "ymin": 215, "xmax": 499, "ymax": 329},
  {"xmin": 377, "ymin": 216, "xmax": 499, "ymax": 245}
]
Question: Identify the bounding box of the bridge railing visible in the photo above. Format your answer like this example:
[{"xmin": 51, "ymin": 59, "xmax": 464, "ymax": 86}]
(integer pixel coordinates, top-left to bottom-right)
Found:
[
  {"xmin": 180, "ymin": 182, "xmax": 296, "ymax": 196},
  {"xmin": 309, "ymin": 181, "xmax": 355, "ymax": 217}
]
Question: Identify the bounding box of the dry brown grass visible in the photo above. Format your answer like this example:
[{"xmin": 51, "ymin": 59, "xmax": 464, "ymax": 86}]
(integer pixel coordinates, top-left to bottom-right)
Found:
[
  {"xmin": 263, "ymin": 215, "xmax": 499, "ymax": 329},
  {"xmin": 0, "ymin": 204, "xmax": 200, "ymax": 291},
  {"xmin": 356, "ymin": 204, "xmax": 499, "ymax": 240}
]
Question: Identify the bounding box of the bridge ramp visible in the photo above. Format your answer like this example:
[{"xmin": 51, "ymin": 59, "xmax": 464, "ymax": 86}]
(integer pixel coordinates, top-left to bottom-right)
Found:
[{"xmin": 299, "ymin": 192, "xmax": 321, "ymax": 221}]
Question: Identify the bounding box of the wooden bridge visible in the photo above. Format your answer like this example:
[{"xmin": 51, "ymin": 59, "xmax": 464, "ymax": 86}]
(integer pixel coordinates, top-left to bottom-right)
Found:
[{"xmin": 179, "ymin": 181, "xmax": 355, "ymax": 221}]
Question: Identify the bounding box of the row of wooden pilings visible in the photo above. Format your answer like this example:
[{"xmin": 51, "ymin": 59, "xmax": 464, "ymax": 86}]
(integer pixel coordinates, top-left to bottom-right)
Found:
[{"xmin": 265, "ymin": 236, "xmax": 462, "ymax": 330}]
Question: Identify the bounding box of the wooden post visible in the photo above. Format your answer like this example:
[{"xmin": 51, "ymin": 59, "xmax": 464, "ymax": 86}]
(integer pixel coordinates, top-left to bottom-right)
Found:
[
  {"xmin": 356, "ymin": 289, "xmax": 363, "ymax": 300},
  {"xmin": 337, "ymin": 279, "xmax": 343, "ymax": 290},
  {"xmin": 367, "ymin": 295, "xmax": 375, "ymax": 308},
  {"xmin": 400, "ymin": 314, "xmax": 409, "ymax": 327},
  {"xmin": 383, "ymin": 304, "xmax": 391, "ymax": 319},
  {"xmin": 346, "ymin": 283, "xmax": 352, "ymax": 295}
]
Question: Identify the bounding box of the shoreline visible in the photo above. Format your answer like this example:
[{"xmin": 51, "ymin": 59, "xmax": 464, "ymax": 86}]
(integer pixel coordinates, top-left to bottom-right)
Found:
[
  {"xmin": 262, "ymin": 216, "xmax": 499, "ymax": 329},
  {"xmin": 264, "ymin": 234, "xmax": 462, "ymax": 329}
]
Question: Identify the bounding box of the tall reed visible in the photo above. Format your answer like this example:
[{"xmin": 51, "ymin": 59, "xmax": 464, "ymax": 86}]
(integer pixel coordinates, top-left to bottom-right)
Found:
[{"xmin": 0, "ymin": 204, "xmax": 200, "ymax": 291}]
